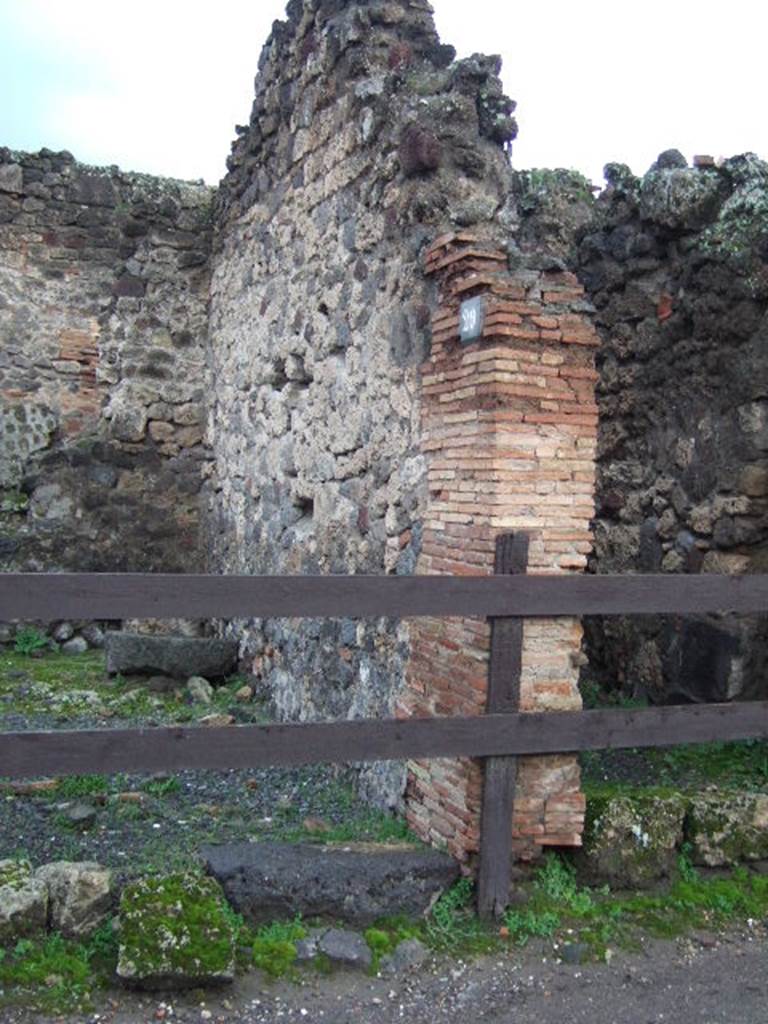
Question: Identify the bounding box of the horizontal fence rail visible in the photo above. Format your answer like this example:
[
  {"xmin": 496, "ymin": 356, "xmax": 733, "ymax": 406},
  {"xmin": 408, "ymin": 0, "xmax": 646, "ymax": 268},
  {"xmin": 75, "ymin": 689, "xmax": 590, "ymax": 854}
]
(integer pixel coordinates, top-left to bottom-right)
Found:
[
  {"xmin": 4, "ymin": 571, "xmax": 768, "ymax": 621},
  {"xmin": 3, "ymin": 559, "xmax": 768, "ymax": 920},
  {"xmin": 3, "ymin": 703, "xmax": 768, "ymax": 780}
]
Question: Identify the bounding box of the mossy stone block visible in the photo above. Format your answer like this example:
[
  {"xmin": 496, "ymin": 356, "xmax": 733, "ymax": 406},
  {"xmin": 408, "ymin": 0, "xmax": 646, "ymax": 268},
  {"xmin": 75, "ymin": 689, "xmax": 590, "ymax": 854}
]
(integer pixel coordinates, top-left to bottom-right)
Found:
[
  {"xmin": 579, "ymin": 791, "xmax": 687, "ymax": 888},
  {"xmin": 117, "ymin": 873, "xmax": 235, "ymax": 990},
  {"xmin": 687, "ymin": 791, "xmax": 768, "ymax": 867},
  {"xmin": 0, "ymin": 858, "xmax": 48, "ymax": 946}
]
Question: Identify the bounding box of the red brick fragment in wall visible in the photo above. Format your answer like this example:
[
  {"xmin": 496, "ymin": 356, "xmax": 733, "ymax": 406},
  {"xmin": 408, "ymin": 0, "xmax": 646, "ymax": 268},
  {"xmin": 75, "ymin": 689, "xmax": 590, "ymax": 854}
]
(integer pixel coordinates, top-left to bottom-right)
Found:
[{"xmin": 399, "ymin": 237, "xmax": 597, "ymax": 866}]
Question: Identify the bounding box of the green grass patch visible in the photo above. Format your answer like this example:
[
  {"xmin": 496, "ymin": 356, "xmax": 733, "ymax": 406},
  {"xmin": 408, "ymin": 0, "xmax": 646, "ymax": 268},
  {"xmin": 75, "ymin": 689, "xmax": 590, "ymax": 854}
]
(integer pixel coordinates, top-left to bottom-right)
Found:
[
  {"xmin": 54, "ymin": 774, "xmax": 110, "ymax": 800},
  {"xmin": 650, "ymin": 740, "xmax": 768, "ymax": 789},
  {"xmin": 498, "ymin": 853, "xmax": 768, "ymax": 961},
  {"xmin": 251, "ymin": 918, "xmax": 306, "ymax": 978},
  {"xmin": 13, "ymin": 628, "xmax": 48, "ymax": 657},
  {"xmin": 424, "ymin": 877, "xmax": 497, "ymax": 955},
  {"xmin": 364, "ymin": 916, "xmax": 421, "ymax": 972},
  {"xmin": 141, "ymin": 776, "xmax": 180, "ymax": 798},
  {"xmin": 411, "ymin": 853, "xmax": 768, "ymax": 964},
  {"xmin": 0, "ymin": 920, "xmax": 118, "ymax": 1013}
]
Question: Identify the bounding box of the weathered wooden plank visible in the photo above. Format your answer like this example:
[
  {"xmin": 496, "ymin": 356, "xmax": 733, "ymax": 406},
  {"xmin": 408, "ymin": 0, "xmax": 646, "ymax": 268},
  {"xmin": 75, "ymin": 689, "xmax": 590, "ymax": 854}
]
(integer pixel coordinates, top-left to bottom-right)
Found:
[
  {"xmin": 4, "ymin": 572, "xmax": 768, "ymax": 621},
  {"xmin": 2, "ymin": 703, "xmax": 766, "ymax": 780},
  {"xmin": 478, "ymin": 532, "xmax": 528, "ymax": 919}
]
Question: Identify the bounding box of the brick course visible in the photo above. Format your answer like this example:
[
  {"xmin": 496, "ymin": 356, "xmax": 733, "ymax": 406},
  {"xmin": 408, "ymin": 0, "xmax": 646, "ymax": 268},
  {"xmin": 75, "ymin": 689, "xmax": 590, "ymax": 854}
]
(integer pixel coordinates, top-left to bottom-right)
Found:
[{"xmin": 399, "ymin": 234, "xmax": 598, "ymax": 864}]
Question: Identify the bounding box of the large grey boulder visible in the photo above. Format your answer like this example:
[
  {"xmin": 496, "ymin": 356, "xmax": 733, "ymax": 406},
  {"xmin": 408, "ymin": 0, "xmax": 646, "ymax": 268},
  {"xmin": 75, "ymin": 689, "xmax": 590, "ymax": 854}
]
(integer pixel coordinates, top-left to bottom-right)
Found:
[
  {"xmin": 105, "ymin": 632, "xmax": 238, "ymax": 680},
  {"xmin": 0, "ymin": 859, "xmax": 48, "ymax": 946},
  {"xmin": 200, "ymin": 842, "xmax": 459, "ymax": 926},
  {"xmin": 35, "ymin": 861, "xmax": 112, "ymax": 939}
]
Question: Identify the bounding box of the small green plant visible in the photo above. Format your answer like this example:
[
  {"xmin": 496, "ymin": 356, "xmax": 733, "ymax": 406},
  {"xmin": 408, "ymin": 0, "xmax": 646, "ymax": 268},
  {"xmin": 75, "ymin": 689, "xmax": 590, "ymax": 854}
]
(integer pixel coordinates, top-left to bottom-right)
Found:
[
  {"xmin": 364, "ymin": 927, "xmax": 392, "ymax": 972},
  {"xmin": 55, "ymin": 775, "xmax": 108, "ymax": 799},
  {"xmin": 425, "ymin": 878, "xmax": 495, "ymax": 954},
  {"xmin": 141, "ymin": 777, "xmax": 180, "ymax": 798},
  {"xmin": 501, "ymin": 854, "xmax": 597, "ymax": 946},
  {"xmin": 220, "ymin": 903, "xmax": 256, "ymax": 970},
  {"xmin": 13, "ymin": 627, "xmax": 48, "ymax": 657},
  {"xmin": 251, "ymin": 917, "xmax": 306, "ymax": 978},
  {"xmin": 364, "ymin": 917, "xmax": 421, "ymax": 972},
  {"xmin": 0, "ymin": 932, "xmax": 103, "ymax": 1012},
  {"xmin": 504, "ymin": 907, "xmax": 560, "ymax": 944}
]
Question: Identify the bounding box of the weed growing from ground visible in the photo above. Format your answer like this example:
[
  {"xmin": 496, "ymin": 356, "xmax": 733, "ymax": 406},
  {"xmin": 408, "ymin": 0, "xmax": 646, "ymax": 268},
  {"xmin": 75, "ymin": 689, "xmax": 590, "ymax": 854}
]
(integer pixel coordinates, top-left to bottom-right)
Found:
[
  {"xmin": 141, "ymin": 777, "xmax": 181, "ymax": 798},
  {"xmin": 251, "ymin": 917, "xmax": 306, "ymax": 978},
  {"xmin": 12, "ymin": 628, "xmax": 48, "ymax": 657},
  {"xmin": 0, "ymin": 923, "xmax": 119, "ymax": 1013},
  {"xmin": 364, "ymin": 916, "xmax": 421, "ymax": 972},
  {"xmin": 424, "ymin": 877, "xmax": 496, "ymax": 954},
  {"xmin": 55, "ymin": 775, "xmax": 109, "ymax": 800}
]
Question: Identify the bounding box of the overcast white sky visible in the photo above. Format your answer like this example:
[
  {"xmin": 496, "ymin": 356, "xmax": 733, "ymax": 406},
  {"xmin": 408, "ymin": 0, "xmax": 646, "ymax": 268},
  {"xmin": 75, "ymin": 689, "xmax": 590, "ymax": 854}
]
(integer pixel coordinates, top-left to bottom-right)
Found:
[{"xmin": 0, "ymin": 0, "xmax": 764, "ymax": 187}]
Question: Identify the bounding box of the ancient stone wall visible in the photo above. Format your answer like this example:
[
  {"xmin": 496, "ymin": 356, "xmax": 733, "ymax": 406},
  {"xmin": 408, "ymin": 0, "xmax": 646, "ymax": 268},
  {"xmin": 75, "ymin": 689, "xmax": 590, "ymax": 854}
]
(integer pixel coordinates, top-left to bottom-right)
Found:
[
  {"xmin": 578, "ymin": 152, "xmax": 768, "ymax": 703},
  {"xmin": 0, "ymin": 148, "xmax": 213, "ymax": 573},
  {"xmin": 206, "ymin": 0, "xmax": 518, "ymax": 806}
]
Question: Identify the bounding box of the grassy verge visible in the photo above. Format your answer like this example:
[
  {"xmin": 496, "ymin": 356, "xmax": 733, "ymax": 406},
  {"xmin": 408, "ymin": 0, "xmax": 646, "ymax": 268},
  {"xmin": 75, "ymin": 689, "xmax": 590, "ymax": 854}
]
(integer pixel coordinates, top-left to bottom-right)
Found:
[
  {"xmin": 0, "ymin": 920, "xmax": 118, "ymax": 1013},
  {"xmin": 3, "ymin": 853, "xmax": 767, "ymax": 1011},
  {"xmin": 0, "ymin": 648, "xmax": 271, "ymax": 727}
]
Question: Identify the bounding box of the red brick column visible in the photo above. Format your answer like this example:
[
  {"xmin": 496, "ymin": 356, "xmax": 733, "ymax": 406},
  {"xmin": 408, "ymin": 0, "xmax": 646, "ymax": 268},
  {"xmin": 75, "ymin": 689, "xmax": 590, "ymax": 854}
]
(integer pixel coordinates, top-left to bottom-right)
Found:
[{"xmin": 398, "ymin": 233, "xmax": 598, "ymax": 864}]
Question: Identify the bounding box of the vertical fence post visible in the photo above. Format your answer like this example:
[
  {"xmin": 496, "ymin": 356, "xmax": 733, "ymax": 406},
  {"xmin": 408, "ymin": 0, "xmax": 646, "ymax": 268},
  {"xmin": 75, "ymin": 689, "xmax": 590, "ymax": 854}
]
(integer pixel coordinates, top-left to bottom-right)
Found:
[{"xmin": 477, "ymin": 531, "xmax": 529, "ymax": 919}]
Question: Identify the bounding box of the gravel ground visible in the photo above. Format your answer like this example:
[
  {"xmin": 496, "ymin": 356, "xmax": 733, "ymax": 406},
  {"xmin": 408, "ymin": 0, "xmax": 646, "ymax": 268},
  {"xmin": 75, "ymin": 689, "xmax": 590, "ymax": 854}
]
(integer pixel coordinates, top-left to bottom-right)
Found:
[
  {"xmin": 0, "ymin": 651, "xmax": 409, "ymax": 876},
  {"xmin": 1, "ymin": 925, "xmax": 766, "ymax": 1024},
  {"xmin": 0, "ymin": 763, "xmax": 388, "ymax": 880}
]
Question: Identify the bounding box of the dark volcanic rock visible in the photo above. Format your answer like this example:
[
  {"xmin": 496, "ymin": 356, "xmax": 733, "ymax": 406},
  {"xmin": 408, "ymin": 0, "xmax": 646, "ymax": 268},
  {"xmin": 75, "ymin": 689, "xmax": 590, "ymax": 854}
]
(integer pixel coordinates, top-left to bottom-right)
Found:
[
  {"xmin": 200, "ymin": 841, "xmax": 460, "ymax": 926},
  {"xmin": 105, "ymin": 633, "xmax": 238, "ymax": 680},
  {"xmin": 317, "ymin": 927, "xmax": 372, "ymax": 970}
]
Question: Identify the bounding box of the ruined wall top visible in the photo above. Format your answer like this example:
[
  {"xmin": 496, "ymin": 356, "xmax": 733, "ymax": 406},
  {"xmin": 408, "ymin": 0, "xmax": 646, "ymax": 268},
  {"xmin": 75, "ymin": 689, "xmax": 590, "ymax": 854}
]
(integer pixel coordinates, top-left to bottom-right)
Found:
[{"xmin": 217, "ymin": 0, "xmax": 518, "ymax": 231}]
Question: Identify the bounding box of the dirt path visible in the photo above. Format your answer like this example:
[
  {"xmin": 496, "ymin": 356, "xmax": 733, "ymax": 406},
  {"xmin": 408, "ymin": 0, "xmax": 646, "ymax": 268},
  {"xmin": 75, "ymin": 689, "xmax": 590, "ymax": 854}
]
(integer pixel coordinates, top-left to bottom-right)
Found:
[{"xmin": 4, "ymin": 925, "xmax": 766, "ymax": 1024}]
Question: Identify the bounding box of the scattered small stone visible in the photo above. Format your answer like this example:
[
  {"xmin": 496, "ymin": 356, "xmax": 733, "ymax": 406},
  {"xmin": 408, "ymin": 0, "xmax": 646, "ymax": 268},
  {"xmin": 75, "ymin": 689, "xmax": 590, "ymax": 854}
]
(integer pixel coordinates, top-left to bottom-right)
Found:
[
  {"xmin": 295, "ymin": 928, "xmax": 326, "ymax": 963},
  {"xmin": 65, "ymin": 802, "xmax": 99, "ymax": 829},
  {"xmin": 560, "ymin": 942, "xmax": 590, "ymax": 965},
  {"xmin": 199, "ymin": 713, "xmax": 235, "ymax": 727},
  {"xmin": 146, "ymin": 675, "xmax": 178, "ymax": 694},
  {"xmin": 52, "ymin": 622, "xmax": 75, "ymax": 642},
  {"xmin": 187, "ymin": 676, "xmax": 214, "ymax": 704},
  {"xmin": 302, "ymin": 816, "xmax": 332, "ymax": 833},
  {"xmin": 0, "ymin": 778, "xmax": 59, "ymax": 796},
  {"xmin": 380, "ymin": 938, "xmax": 429, "ymax": 976},
  {"xmin": 235, "ymin": 685, "xmax": 254, "ymax": 702},
  {"xmin": 317, "ymin": 928, "xmax": 372, "ymax": 970},
  {"xmin": 117, "ymin": 791, "xmax": 146, "ymax": 804},
  {"xmin": 61, "ymin": 636, "xmax": 89, "ymax": 655},
  {"xmin": 197, "ymin": 804, "xmax": 222, "ymax": 817},
  {"xmin": 81, "ymin": 623, "xmax": 105, "ymax": 648},
  {"xmin": 692, "ymin": 931, "xmax": 718, "ymax": 949}
]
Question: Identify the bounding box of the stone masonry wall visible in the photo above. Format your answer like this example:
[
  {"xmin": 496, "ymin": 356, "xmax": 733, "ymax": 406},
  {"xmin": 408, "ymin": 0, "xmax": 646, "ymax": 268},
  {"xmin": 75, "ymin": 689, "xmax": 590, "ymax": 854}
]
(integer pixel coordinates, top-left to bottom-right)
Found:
[
  {"xmin": 578, "ymin": 152, "xmax": 768, "ymax": 704},
  {"xmin": 397, "ymin": 234, "xmax": 596, "ymax": 864},
  {"xmin": 0, "ymin": 148, "xmax": 213, "ymax": 573},
  {"xmin": 207, "ymin": 0, "xmax": 518, "ymax": 806}
]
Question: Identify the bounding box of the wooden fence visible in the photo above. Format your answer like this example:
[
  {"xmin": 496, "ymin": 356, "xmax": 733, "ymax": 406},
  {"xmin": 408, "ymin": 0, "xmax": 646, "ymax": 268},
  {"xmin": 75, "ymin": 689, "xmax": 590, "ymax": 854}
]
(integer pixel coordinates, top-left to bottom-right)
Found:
[{"xmin": 1, "ymin": 533, "xmax": 768, "ymax": 918}]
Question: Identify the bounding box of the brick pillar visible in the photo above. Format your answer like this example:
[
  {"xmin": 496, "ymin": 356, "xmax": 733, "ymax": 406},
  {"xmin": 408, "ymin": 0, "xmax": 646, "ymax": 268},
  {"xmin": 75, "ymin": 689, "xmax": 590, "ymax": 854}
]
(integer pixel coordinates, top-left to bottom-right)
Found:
[{"xmin": 398, "ymin": 232, "xmax": 598, "ymax": 864}]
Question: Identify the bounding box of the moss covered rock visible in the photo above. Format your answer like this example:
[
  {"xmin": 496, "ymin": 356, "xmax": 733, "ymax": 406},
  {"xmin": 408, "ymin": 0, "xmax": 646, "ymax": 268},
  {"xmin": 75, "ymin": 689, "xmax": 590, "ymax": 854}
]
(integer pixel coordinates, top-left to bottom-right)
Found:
[
  {"xmin": 687, "ymin": 790, "xmax": 768, "ymax": 867},
  {"xmin": 579, "ymin": 790, "xmax": 687, "ymax": 888},
  {"xmin": 116, "ymin": 873, "xmax": 235, "ymax": 990},
  {"xmin": 0, "ymin": 858, "xmax": 48, "ymax": 946}
]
